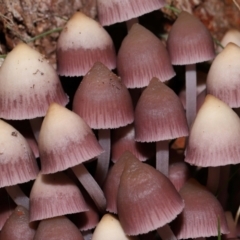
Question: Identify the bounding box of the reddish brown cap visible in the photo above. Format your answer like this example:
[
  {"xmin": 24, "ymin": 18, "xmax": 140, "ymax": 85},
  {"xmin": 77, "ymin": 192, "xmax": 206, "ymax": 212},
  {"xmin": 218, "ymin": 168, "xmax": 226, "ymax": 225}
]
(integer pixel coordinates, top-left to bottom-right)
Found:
[
  {"xmin": 135, "ymin": 77, "xmax": 188, "ymax": 142},
  {"xmin": 34, "ymin": 216, "xmax": 84, "ymax": 240},
  {"xmin": 171, "ymin": 179, "xmax": 229, "ymax": 239},
  {"xmin": 167, "ymin": 11, "xmax": 215, "ymax": 65},
  {"xmin": 111, "ymin": 124, "xmax": 154, "ymax": 162},
  {"xmin": 73, "ymin": 62, "xmax": 134, "ymax": 129},
  {"xmin": 39, "ymin": 103, "xmax": 103, "ymax": 174},
  {"xmin": 117, "ymin": 159, "xmax": 184, "ymax": 235},
  {"xmin": 97, "ymin": 0, "xmax": 166, "ymax": 26},
  {"xmin": 117, "ymin": 23, "xmax": 175, "ymax": 88},
  {"xmin": 103, "ymin": 151, "xmax": 140, "ymax": 214},
  {"xmin": 0, "ymin": 206, "xmax": 36, "ymax": 240},
  {"xmin": 57, "ymin": 12, "xmax": 116, "ymax": 76}
]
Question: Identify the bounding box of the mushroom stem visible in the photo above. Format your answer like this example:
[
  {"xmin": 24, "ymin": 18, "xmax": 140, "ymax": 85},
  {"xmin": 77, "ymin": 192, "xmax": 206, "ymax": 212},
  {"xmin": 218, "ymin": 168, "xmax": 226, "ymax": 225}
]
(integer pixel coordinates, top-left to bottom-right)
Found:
[
  {"xmin": 72, "ymin": 163, "xmax": 107, "ymax": 213},
  {"xmin": 82, "ymin": 230, "xmax": 93, "ymax": 240},
  {"xmin": 186, "ymin": 64, "xmax": 197, "ymax": 127},
  {"xmin": 126, "ymin": 18, "xmax": 138, "ymax": 31},
  {"xmin": 157, "ymin": 224, "xmax": 177, "ymax": 240},
  {"xmin": 95, "ymin": 129, "xmax": 111, "ymax": 186},
  {"xmin": 206, "ymin": 166, "xmax": 220, "ymax": 194},
  {"xmin": 5, "ymin": 185, "xmax": 29, "ymax": 209},
  {"xmin": 156, "ymin": 140, "xmax": 169, "ymax": 176}
]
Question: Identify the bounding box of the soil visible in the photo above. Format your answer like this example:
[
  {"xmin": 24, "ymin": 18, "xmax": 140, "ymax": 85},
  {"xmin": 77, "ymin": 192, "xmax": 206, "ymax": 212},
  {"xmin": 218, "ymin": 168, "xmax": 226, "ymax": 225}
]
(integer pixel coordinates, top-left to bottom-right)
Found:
[{"xmin": 0, "ymin": 0, "xmax": 240, "ymax": 65}]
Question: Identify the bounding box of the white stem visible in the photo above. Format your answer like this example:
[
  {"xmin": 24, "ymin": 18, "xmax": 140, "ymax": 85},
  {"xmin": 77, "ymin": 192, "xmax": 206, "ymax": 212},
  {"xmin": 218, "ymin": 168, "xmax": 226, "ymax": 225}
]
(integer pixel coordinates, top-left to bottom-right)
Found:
[
  {"xmin": 157, "ymin": 224, "xmax": 177, "ymax": 240},
  {"xmin": 207, "ymin": 166, "xmax": 220, "ymax": 194},
  {"xmin": 95, "ymin": 129, "xmax": 111, "ymax": 186},
  {"xmin": 5, "ymin": 185, "xmax": 29, "ymax": 209},
  {"xmin": 186, "ymin": 64, "xmax": 197, "ymax": 127},
  {"xmin": 72, "ymin": 164, "xmax": 106, "ymax": 213},
  {"xmin": 126, "ymin": 18, "xmax": 138, "ymax": 31},
  {"xmin": 156, "ymin": 140, "xmax": 169, "ymax": 176}
]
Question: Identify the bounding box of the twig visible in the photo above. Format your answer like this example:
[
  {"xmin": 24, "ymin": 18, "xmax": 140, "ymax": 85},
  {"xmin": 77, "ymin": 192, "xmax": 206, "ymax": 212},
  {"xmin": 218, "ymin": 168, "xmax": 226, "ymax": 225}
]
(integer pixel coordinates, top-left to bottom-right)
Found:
[
  {"xmin": 26, "ymin": 27, "xmax": 63, "ymax": 43},
  {"xmin": 164, "ymin": 4, "xmax": 181, "ymax": 14},
  {"xmin": 233, "ymin": 0, "xmax": 240, "ymax": 11}
]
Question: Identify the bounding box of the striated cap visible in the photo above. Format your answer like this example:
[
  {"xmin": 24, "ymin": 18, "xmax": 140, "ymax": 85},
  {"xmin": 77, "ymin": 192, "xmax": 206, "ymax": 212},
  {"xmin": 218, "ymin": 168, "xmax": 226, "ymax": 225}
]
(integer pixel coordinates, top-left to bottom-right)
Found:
[
  {"xmin": 135, "ymin": 77, "xmax": 188, "ymax": 142},
  {"xmin": 57, "ymin": 12, "xmax": 116, "ymax": 76},
  {"xmin": 185, "ymin": 94, "xmax": 240, "ymax": 167},
  {"xmin": 171, "ymin": 179, "xmax": 229, "ymax": 239},
  {"xmin": 0, "ymin": 42, "xmax": 68, "ymax": 120},
  {"xmin": 117, "ymin": 159, "xmax": 184, "ymax": 235},
  {"xmin": 111, "ymin": 124, "xmax": 154, "ymax": 162},
  {"xmin": 103, "ymin": 151, "xmax": 140, "ymax": 214},
  {"xmin": 73, "ymin": 62, "xmax": 134, "ymax": 129},
  {"xmin": 39, "ymin": 103, "xmax": 103, "ymax": 174},
  {"xmin": 167, "ymin": 11, "xmax": 215, "ymax": 65},
  {"xmin": 97, "ymin": 0, "xmax": 166, "ymax": 26},
  {"xmin": 0, "ymin": 119, "xmax": 39, "ymax": 187},
  {"xmin": 117, "ymin": 23, "xmax": 175, "ymax": 88},
  {"xmin": 29, "ymin": 172, "xmax": 88, "ymax": 222}
]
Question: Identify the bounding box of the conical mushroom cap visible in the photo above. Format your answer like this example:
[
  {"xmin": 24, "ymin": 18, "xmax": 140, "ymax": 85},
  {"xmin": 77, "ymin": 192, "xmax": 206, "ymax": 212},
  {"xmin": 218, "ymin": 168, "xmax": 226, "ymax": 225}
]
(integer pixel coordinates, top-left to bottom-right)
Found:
[
  {"xmin": 111, "ymin": 124, "xmax": 154, "ymax": 162},
  {"xmin": 0, "ymin": 206, "xmax": 36, "ymax": 240},
  {"xmin": 33, "ymin": 216, "xmax": 84, "ymax": 240},
  {"xmin": 103, "ymin": 151, "xmax": 140, "ymax": 213},
  {"xmin": 171, "ymin": 179, "xmax": 229, "ymax": 239},
  {"xmin": 117, "ymin": 160, "xmax": 184, "ymax": 235},
  {"xmin": 39, "ymin": 103, "xmax": 103, "ymax": 174},
  {"xmin": 92, "ymin": 214, "xmax": 138, "ymax": 240},
  {"xmin": 0, "ymin": 119, "xmax": 39, "ymax": 187},
  {"xmin": 73, "ymin": 62, "xmax": 134, "ymax": 129},
  {"xmin": 29, "ymin": 172, "xmax": 88, "ymax": 222},
  {"xmin": 117, "ymin": 23, "xmax": 175, "ymax": 88},
  {"xmin": 185, "ymin": 94, "xmax": 240, "ymax": 167},
  {"xmin": 0, "ymin": 42, "xmax": 68, "ymax": 119},
  {"xmin": 97, "ymin": 0, "xmax": 165, "ymax": 26},
  {"xmin": 135, "ymin": 78, "xmax": 188, "ymax": 142},
  {"xmin": 206, "ymin": 43, "xmax": 240, "ymax": 108},
  {"xmin": 167, "ymin": 11, "xmax": 215, "ymax": 65},
  {"xmin": 57, "ymin": 12, "xmax": 116, "ymax": 76}
]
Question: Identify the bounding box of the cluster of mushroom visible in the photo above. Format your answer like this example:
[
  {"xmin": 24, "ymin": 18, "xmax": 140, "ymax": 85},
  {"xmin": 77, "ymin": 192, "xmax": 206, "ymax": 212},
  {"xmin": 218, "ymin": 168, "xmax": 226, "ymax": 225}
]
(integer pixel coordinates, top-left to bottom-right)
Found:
[{"xmin": 0, "ymin": 0, "xmax": 240, "ymax": 239}]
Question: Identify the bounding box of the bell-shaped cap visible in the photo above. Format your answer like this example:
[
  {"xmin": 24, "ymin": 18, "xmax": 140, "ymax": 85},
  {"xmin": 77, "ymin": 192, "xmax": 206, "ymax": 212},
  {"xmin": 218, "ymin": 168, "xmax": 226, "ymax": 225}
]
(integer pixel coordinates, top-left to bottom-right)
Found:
[
  {"xmin": 169, "ymin": 162, "xmax": 190, "ymax": 191},
  {"xmin": 117, "ymin": 23, "xmax": 175, "ymax": 88},
  {"xmin": 171, "ymin": 179, "xmax": 229, "ymax": 239},
  {"xmin": 97, "ymin": 0, "xmax": 166, "ymax": 26},
  {"xmin": 111, "ymin": 124, "xmax": 154, "ymax": 162},
  {"xmin": 73, "ymin": 62, "xmax": 134, "ymax": 129},
  {"xmin": 57, "ymin": 12, "xmax": 116, "ymax": 76},
  {"xmin": 135, "ymin": 78, "xmax": 188, "ymax": 142},
  {"xmin": 29, "ymin": 172, "xmax": 88, "ymax": 222},
  {"xmin": 0, "ymin": 42, "xmax": 68, "ymax": 119},
  {"xmin": 167, "ymin": 11, "xmax": 215, "ymax": 65},
  {"xmin": 39, "ymin": 103, "xmax": 103, "ymax": 174},
  {"xmin": 117, "ymin": 159, "xmax": 184, "ymax": 235},
  {"xmin": 206, "ymin": 43, "xmax": 240, "ymax": 108},
  {"xmin": 185, "ymin": 94, "xmax": 240, "ymax": 167},
  {"xmin": 0, "ymin": 206, "xmax": 36, "ymax": 240},
  {"xmin": 103, "ymin": 151, "xmax": 140, "ymax": 214},
  {"xmin": 33, "ymin": 216, "xmax": 84, "ymax": 240},
  {"xmin": 92, "ymin": 214, "xmax": 138, "ymax": 240},
  {"xmin": 0, "ymin": 119, "xmax": 39, "ymax": 187}
]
